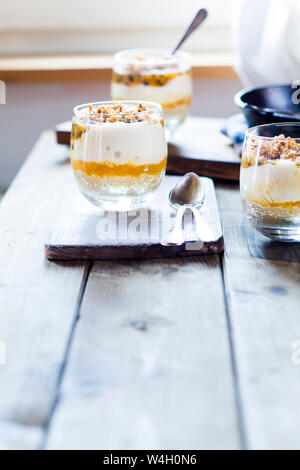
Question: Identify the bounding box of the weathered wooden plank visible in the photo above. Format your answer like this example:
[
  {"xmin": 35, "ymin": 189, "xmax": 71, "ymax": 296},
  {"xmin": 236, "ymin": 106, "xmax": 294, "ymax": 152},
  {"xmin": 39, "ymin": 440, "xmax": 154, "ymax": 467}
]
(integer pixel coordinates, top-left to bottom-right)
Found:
[
  {"xmin": 0, "ymin": 132, "xmax": 87, "ymax": 449},
  {"xmin": 217, "ymin": 184, "xmax": 300, "ymax": 450},
  {"xmin": 45, "ymin": 256, "xmax": 240, "ymax": 450}
]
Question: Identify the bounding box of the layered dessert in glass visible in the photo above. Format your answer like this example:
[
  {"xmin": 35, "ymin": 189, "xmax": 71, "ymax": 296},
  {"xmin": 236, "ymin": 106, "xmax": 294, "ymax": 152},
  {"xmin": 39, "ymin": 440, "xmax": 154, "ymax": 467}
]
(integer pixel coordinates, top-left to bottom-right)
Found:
[
  {"xmin": 71, "ymin": 101, "xmax": 167, "ymax": 210},
  {"xmin": 111, "ymin": 49, "xmax": 192, "ymax": 137},
  {"xmin": 240, "ymin": 123, "xmax": 300, "ymax": 241}
]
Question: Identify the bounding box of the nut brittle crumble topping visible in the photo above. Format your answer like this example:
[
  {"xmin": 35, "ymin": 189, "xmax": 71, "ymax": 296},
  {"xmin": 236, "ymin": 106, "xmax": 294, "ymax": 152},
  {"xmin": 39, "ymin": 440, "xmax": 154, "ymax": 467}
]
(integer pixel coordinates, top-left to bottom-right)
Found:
[
  {"xmin": 242, "ymin": 134, "xmax": 300, "ymax": 168},
  {"xmin": 72, "ymin": 103, "xmax": 163, "ymax": 141},
  {"xmin": 82, "ymin": 103, "xmax": 159, "ymax": 124}
]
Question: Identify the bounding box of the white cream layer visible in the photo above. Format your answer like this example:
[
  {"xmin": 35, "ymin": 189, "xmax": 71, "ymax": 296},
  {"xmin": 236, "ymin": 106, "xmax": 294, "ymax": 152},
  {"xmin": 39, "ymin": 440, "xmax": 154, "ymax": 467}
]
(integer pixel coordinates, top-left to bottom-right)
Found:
[
  {"xmin": 241, "ymin": 160, "xmax": 300, "ymax": 204},
  {"xmin": 72, "ymin": 120, "xmax": 167, "ymax": 165},
  {"xmin": 111, "ymin": 74, "xmax": 192, "ymax": 105}
]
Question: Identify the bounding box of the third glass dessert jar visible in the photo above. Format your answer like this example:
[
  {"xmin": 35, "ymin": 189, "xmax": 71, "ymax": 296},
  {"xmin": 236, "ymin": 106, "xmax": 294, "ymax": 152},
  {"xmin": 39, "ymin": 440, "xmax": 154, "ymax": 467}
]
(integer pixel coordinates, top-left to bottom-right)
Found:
[
  {"xmin": 240, "ymin": 123, "xmax": 300, "ymax": 241},
  {"xmin": 111, "ymin": 48, "xmax": 192, "ymax": 137}
]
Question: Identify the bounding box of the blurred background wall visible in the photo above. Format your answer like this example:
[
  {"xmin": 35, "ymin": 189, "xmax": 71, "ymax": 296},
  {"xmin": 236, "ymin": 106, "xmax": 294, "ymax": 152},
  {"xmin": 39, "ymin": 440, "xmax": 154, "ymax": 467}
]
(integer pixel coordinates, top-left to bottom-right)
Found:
[{"xmin": 0, "ymin": 0, "xmax": 233, "ymax": 55}]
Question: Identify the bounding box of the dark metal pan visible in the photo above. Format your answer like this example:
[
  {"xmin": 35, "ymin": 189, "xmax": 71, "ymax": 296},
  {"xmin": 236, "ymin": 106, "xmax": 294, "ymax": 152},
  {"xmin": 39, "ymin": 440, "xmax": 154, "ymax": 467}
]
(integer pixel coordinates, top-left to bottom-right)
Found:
[{"xmin": 234, "ymin": 84, "xmax": 300, "ymax": 127}]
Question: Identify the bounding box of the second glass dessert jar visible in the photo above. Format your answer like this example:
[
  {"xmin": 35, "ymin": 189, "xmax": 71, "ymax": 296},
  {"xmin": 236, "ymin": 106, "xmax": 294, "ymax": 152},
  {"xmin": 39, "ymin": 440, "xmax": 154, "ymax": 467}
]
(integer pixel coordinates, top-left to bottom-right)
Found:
[
  {"xmin": 71, "ymin": 101, "xmax": 167, "ymax": 211},
  {"xmin": 240, "ymin": 123, "xmax": 300, "ymax": 241},
  {"xmin": 111, "ymin": 48, "xmax": 192, "ymax": 137}
]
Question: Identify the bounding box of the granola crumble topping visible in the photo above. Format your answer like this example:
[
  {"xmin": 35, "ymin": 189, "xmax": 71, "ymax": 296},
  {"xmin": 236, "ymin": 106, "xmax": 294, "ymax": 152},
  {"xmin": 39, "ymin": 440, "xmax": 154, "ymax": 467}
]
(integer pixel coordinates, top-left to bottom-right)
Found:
[
  {"xmin": 77, "ymin": 103, "xmax": 160, "ymax": 124},
  {"xmin": 242, "ymin": 134, "xmax": 300, "ymax": 168}
]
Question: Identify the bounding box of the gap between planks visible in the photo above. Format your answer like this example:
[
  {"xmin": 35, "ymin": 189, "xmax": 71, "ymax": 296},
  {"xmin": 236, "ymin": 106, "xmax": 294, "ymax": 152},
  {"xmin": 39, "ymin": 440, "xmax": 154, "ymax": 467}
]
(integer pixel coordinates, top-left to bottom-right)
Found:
[
  {"xmin": 39, "ymin": 261, "xmax": 93, "ymax": 449},
  {"xmin": 218, "ymin": 252, "xmax": 248, "ymax": 450}
]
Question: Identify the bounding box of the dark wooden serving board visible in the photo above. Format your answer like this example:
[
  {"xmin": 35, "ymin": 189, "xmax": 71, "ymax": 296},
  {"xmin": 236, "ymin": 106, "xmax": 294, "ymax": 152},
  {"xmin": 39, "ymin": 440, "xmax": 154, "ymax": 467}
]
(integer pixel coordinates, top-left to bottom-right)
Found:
[
  {"xmin": 55, "ymin": 116, "xmax": 241, "ymax": 181},
  {"xmin": 45, "ymin": 175, "xmax": 223, "ymax": 261}
]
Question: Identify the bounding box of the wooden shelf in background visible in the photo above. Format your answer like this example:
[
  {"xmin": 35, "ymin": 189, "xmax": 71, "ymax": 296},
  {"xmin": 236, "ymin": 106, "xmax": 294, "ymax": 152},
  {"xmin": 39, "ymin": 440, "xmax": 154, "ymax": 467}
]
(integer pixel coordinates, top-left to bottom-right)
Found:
[{"xmin": 0, "ymin": 52, "xmax": 237, "ymax": 83}]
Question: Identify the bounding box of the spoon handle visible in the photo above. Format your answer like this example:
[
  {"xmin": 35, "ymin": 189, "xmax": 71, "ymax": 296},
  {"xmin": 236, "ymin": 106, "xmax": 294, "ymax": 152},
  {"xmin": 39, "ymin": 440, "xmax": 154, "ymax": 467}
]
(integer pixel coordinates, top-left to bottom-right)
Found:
[
  {"xmin": 171, "ymin": 8, "xmax": 208, "ymax": 55},
  {"xmin": 161, "ymin": 205, "xmax": 186, "ymax": 246},
  {"xmin": 191, "ymin": 207, "xmax": 217, "ymax": 242}
]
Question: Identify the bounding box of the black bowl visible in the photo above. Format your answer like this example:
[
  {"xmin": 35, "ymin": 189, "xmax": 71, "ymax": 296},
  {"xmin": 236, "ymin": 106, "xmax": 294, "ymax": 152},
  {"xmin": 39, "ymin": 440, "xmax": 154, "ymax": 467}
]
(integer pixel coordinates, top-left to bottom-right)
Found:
[{"xmin": 234, "ymin": 84, "xmax": 300, "ymax": 127}]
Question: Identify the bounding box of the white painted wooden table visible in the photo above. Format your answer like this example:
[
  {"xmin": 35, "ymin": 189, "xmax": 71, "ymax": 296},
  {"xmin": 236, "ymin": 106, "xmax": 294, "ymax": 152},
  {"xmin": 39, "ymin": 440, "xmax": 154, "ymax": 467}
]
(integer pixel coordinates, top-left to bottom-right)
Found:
[{"xmin": 0, "ymin": 129, "xmax": 300, "ymax": 450}]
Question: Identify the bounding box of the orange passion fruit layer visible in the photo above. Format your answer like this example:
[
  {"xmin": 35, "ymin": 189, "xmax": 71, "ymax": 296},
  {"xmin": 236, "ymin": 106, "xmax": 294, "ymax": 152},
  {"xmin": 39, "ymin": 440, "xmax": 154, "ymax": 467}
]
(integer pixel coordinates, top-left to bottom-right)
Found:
[{"xmin": 71, "ymin": 157, "xmax": 167, "ymax": 178}]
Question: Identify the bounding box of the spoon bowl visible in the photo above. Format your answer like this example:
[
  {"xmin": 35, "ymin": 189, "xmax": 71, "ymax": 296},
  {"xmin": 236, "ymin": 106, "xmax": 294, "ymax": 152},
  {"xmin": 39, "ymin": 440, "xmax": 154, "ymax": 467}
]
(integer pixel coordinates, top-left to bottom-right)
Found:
[{"xmin": 169, "ymin": 172, "xmax": 205, "ymax": 209}]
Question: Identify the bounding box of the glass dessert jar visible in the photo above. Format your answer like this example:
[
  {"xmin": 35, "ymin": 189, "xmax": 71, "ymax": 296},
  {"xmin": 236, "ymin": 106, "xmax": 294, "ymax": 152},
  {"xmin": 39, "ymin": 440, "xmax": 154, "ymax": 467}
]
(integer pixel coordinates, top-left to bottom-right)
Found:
[
  {"xmin": 71, "ymin": 101, "xmax": 167, "ymax": 211},
  {"xmin": 240, "ymin": 123, "xmax": 300, "ymax": 241},
  {"xmin": 111, "ymin": 48, "xmax": 192, "ymax": 137}
]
